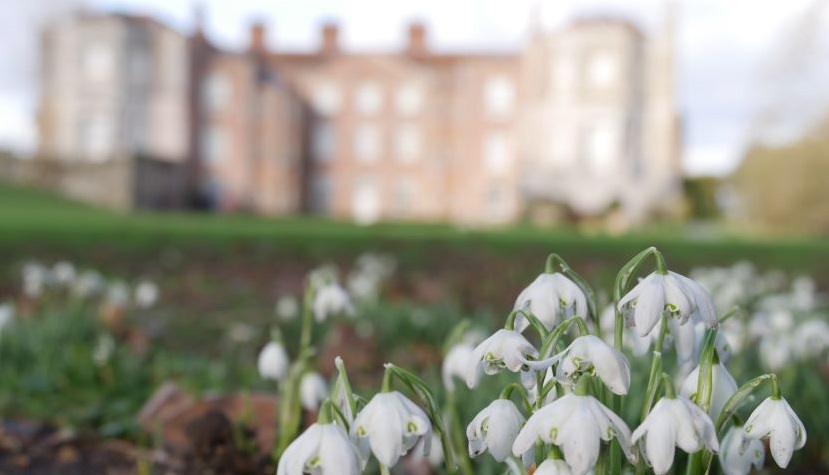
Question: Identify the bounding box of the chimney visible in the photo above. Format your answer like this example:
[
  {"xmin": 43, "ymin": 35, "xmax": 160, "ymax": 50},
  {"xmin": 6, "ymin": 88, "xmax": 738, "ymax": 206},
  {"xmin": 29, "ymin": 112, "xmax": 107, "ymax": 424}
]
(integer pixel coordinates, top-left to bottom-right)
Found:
[
  {"xmin": 249, "ymin": 22, "xmax": 267, "ymax": 52},
  {"xmin": 406, "ymin": 22, "xmax": 428, "ymax": 56},
  {"xmin": 320, "ymin": 22, "xmax": 339, "ymax": 55}
]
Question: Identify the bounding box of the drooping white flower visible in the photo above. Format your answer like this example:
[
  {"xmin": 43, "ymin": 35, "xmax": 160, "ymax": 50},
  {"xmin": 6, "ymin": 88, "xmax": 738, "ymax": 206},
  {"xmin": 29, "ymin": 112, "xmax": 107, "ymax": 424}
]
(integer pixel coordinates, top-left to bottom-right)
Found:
[
  {"xmin": 534, "ymin": 459, "xmax": 576, "ymax": 475},
  {"xmin": 758, "ymin": 335, "xmax": 793, "ymax": 371},
  {"xmin": 106, "ymin": 281, "xmax": 130, "ymax": 307},
  {"xmin": 793, "ymin": 318, "xmax": 829, "ymax": 360},
  {"xmin": 275, "ymin": 295, "xmax": 300, "ymax": 321},
  {"xmin": 549, "ymin": 335, "xmax": 631, "ymax": 395},
  {"xmin": 514, "ymin": 273, "xmax": 588, "ymax": 332},
  {"xmin": 52, "ymin": 260, "xmax": 76, "ymax": 285},
  {"xmin": 0, "ymin": 302, "xmax": 14, "ymax": 332},
  {"xmin": 277, "ymin": 423, "xmax": 363, "ymax": 475},
  {"xmin": 442, "ymin": 342, "xmax": 476, "ymax": 391},
  {"xmin": 352, "ymin": 391, "xmax": 432, "ymax": 468},
  {"xmin": 411, "ymin": 432, "xmax": 444, "ymax": 468},
  {"xmin": 719, "ymin": 425, "xmax": 765, "ymax": 475},
  {"xmin": 300, "ymin": 372, "xmax": 329, "ymax": 411},
  {"xmin": 313, "ymin": 283, "xmax": 355, "ymax": 322},
  {"xmin": 680, "ymin": 362, "xmax": 739, "ymax": 420},
  {"xmin": 513, "ymin": 393, "xmax": 635, "ymax": 475},
  {"xmin": 618, "ymin": 271, "xmax": 717, "ymax": 337},
  {"xmin": 743, "ymin": 397, "xmax": 806, "ymax": 468},
  {"xmin": 92, "ymin": 332, "xmax": 116, "ymax": 366},
  {"xmin": 72, "ymin": 270, "xmax": 104, "ymax": 299},
  {"xmin": 467, "ymin": 329, "xmax": 538, "ymax": 388},
  {"xmin": 257, "ymin": 341, "xmax": 290, "ymax": 381},
  {"xmin": 22, "ymin": 262, "xmax": 47, "ymax": 298},
  {"xmin": 134, "ymin": 280, "xmax": 159, "ymax": 309},
  {"xmin": 467, "ymin": 399, "xmax": 526, "ymax": 462},
  {"xmin": 631, "ymin": 396, "xmax": 719, "ymax": 475}
]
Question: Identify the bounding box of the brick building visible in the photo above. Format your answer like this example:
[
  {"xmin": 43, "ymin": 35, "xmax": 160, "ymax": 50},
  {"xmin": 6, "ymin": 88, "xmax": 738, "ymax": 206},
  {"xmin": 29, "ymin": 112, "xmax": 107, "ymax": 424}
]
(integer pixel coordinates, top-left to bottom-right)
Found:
[{"xmin": 37, "ymin": 7, "xmax": 682, "ymax": 226}]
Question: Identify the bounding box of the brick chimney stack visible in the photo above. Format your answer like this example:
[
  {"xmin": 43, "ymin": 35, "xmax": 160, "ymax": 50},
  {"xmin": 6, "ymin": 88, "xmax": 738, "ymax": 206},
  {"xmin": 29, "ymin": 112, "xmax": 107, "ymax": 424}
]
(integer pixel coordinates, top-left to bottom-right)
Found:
[
  {"xmin": 249, "ymin": 22, "xmax": 267, "ymax": 52},
  {"xmin": 406, "ymin": 22, "xmax": 428, "ymax": 56},
  {"xmin": 320, "ymin": 23, "xmax": 339, "ymax": 55}
]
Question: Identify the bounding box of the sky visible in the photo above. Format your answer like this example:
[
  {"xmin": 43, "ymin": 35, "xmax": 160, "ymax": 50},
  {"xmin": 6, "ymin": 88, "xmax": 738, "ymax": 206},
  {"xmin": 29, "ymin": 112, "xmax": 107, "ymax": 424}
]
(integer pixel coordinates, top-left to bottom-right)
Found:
[{"xmin": 1, "ymin": 0, "xmax": 827, "ymax": 177}]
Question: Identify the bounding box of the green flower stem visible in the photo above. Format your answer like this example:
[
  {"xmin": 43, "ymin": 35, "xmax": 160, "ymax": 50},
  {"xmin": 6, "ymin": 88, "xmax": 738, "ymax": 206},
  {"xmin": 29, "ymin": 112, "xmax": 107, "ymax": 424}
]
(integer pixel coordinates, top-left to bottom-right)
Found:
[
  {"xmin": 381, "ymin": 366, "xmax": 393, "ymax": 392},
  {"xmin": 661, "ymin": 373, "xmax": 676, "ymax": 399},
  {"xmin": 380, "ymin": 464, "xmax": 391, "ymax": 475},
  {"xmin": 574, "ymin": 374, "xmax": 593, "ymax": 396},
  {"xmin": 500, "ymin": 383, "xmax": 534, "ymax": 413},
  {"xmin": 317, "ymin": 399, "xmax": 334, "ymax": 424},
  {"xmin": 771, "ymin": 374, "xmax": 781, "ymax": 399},
  {"xmin": 641, "ymin": 316, "xmax": 669, "ymax": 421},
  {"xmin": 447, "ymin": 390, "xmax": 474, "ymax": 475},
  {"xmin": 275, "ymin": 283, "xmax": 317, "ymax": 459},
  {"xmin": 548, "ymin": 444, "xmax": 563, "ymax": 460},
  {"xmin": 653, "ymin": 251, "xmax": 667, "ymax": 275},
  {"xmin": 334, "ymin": 357, "xmax": 356, "ymax": 418}
]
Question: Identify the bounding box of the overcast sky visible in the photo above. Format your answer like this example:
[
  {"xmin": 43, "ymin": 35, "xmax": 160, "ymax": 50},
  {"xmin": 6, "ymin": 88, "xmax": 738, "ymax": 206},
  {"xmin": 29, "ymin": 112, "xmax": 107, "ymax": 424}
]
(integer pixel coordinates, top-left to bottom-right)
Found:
[{"xmin": 2, "ymin": 0, "xmax": 827, "ymax": 176}]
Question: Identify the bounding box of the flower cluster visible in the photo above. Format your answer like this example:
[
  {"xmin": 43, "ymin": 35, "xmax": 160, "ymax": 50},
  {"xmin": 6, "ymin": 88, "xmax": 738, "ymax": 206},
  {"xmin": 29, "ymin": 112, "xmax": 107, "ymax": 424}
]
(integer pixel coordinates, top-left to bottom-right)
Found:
[{"xmin": 447, "ymin": 249, "xmax": 806, "ymax": 475}]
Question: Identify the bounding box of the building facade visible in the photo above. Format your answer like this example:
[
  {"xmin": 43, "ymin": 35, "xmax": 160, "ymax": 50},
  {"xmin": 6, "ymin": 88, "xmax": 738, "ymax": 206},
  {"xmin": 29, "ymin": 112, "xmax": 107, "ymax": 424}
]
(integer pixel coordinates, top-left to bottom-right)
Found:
[{"xmin": 38, "ymin": 8, "xmax": 681, "ymax": 226}]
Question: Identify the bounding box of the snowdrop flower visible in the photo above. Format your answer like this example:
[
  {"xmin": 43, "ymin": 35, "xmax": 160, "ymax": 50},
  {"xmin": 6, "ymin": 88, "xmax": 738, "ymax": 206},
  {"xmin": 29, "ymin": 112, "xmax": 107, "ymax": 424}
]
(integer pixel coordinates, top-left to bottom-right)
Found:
[
  {"xmin": 0, "ymin": 302, "xmax": 15, "ymax": 332},
  {"xmin": 632, "ymin": 396, "xmax": 719, "ymax": 475},
  {"xmin": 257, "ymin": 341, "xmax": 290, "ymax": 381},
  {"xmin": 618, "ymin": 271, "xmax": 716, "ymax": 337},
  {"xmin": 312, "ymin": 283, "xmax": 354, "ymax": 322},
  {"xmin": 549, "ymin": 335, "xmax": 631, "ymax": 395},
  {"xmin": 275, "ymin": 295, "xmax": 299, "ymax": 321},
  {"xmin": 467, "ymin": 329, "xmax": 538, "ymax": 388},
  {"xmin": 352, "ymin": 391, "xmax": 432, "ymax": 468},
  {"xmin": 758, "ymin": 335, "xmax": 792, "ymax": 371},
  {"xmin": 680, "ymin": 362, "xmax": 738, "ymax": 420},
  {"xmin": 514, "ymin": 273, "xmax": 587, "ymax": 332},
  {"xmin": 72, "ymin": 270, "xmax": 104, "ymax": 299},
  {"xmin": 535, "ymin": 459, "xmax": 578, "ymax": 475},
  {"xmin": 300, "ymin": 372, "xmax": 329, "ymax": 411},
  {"xmin": 411, "ymin": 433, "xmax": 443, "ymax": 468},
  {"xmin": 92, "ymin": 333, "xmax": 116, "ymax": 366},
  {"xmin": 442, "ymin": 342, "xmax": 476, "ymax": 391},
  {"xmin": 22, "ymin": 262, "xmax": 47, "ymax": 298},
  {"xmin": 52, "ymin": 261, "xmax": 76, "ymax": 285},
  {"xmin": 467, "ymin": 399, "xmax": 526, "ymax": 462},
  {"xmin": 743, "ymin": 397, "xmax": 806, "ymax": 468},
  {"xmin": 106, "ymin": 281, "xmax": 130, "ymax": 307},
  {"xmin": 793, "ymin": 318, "xmax": 829, "ymax": 360},
  {"xmin": 513, "ymin": 393, "xmax": 635, "ymax": 475},
  {"xmin": 719, "ymin": 425, "xmax": 764, "ymax": 475},
  {"xmin": 277, "ymin": 423, "xmax": 363, "ymax": 475},
  {"xmin": 134, "ymin": 280, "xmax": 159, "ymax": 309}
]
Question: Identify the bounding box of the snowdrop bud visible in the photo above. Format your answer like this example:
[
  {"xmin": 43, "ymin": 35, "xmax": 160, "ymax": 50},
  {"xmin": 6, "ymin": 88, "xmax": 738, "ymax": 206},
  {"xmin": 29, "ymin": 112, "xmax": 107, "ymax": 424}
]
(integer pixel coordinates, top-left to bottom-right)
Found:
[
  {"xmin": 513, "ymin": 394, "xmax": 635, "ymax": 475},
  {"xmin": 514, "ymin": 273, "xmax": 587, "ymax": 332},
  {"xmin": 277, "ymin": 423, "xmax": 363, "ymax": 475},
  {"xmin": 467, "ymin": 399, "xmax": 526, "ymax": 462},
  {"xmin": 467, "ymin": 329, "xmax": 538, "ymax": 388},
  {"xmin": 680, "ymin": 362, "xmax": 738, "ymax": 420},
  {"xmin": 631, "ymin": 396, "xmax": 719, "ymax": 475},
  {"xmin": 535, "ymin": 459, "xmax": 577, "ymax": 475},
  {"xmin": 257, "ymin": 341, "xmax": 289, "ymax": 381},
  {"xmin": 618, "ymin": 271, "xmax": 716, "ymax": 337},
  {"xmin": 719, "ymin": 425, "xmax": 764, "ymax": 475},
  {"xmin": 313, "ymin": 283, "xmax": 355, "ymax": 322},
  {"xmin": 134, "ymin": 280, "xmax": 159, "ymax": 309},
  {"xmin": 442, "ymin": 343, "xmax": 476, "ymax": 391},
  {"xmin": 550, "ymin": 335, "xmax": 631, "ymax": 395},
  {"xmin": 300, "ymin": 372, "xmax": 329, "ymax": 411},
  {"xmin": 743, "ymin": 397, "xmax": 806, "ymax": 468},
  {"xmin": 352, "ymin": 391, "xmax": 432, "ymax": 468}
]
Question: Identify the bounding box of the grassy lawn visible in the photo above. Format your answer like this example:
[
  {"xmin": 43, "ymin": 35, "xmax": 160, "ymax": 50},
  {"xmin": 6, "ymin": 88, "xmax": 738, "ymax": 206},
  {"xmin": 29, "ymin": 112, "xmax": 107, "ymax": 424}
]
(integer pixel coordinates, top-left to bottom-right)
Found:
[{"xmin": 1, "ymin": 181, "xmax": 827, "ymax": 279}]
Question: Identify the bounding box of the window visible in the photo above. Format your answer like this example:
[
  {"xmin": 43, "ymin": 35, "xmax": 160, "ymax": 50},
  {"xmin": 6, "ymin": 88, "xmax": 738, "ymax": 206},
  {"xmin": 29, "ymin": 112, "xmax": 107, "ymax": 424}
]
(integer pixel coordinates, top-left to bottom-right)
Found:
[
  {"xmin": 312, "ymin": 83, "xmax": 341, "ymax": 116},
  {"xmin": 201, "ymin": 126, "xmax": 227, "ymax": 163},
  {"xmin": 309, "ymin": 174, "xmax": 332, "ymax": 214},
  {"xmin": 395, "ymin": 84, "xmax": 422, "ymax": 116},
  {"xmin": 352, "ymin": 177, "xmax": 380, "ymax": 224},
  {"xmin": 312, "ymin": 121, "xmax": 335, "ymax": 162},
  {"xmin": 354, "ymin": 123, "xmax": 380, "ymax": 163},
  {"xmin": 82, "ymin": 42, "xmax": 111, "ymax": 82},
  {"xmin": 484, "ymin": 132, "xmax": 510, "ymax": 175},
  {"xmin": 484, "ymin": 76, "xmax": 515, "ymax": 118},
  {"xmin": 79, "ymin": 116, "xmax": 112, "ymax": 161},
  {"xmin": 587, "ymin": 52, "xmax": 616, "ymax": 88},
  {"xmin": 355, "ymin": 81, "xmax": 383, "ymax": 115},
  {"xmin": 394, "ymin": 124, "xmax": 419, "ymax": 162},
  {"xmin": 394, "ymin": 178, "xmax": 415, "ymax": 216},
  {"xmin": 202, "ymin": 72, "xmax": 231, "ymax": 112},
  {"xmin": 580, "ymin": 124, "xmax": 616, "ymax": 171}
]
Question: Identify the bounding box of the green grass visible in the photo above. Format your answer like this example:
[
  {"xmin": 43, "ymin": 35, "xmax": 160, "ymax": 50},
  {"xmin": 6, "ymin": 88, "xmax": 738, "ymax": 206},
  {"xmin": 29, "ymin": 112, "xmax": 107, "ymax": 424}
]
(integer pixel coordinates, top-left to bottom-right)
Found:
[{"xmin": 1, "ymin": 181, "xmax": 827, "ymax": 280}]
